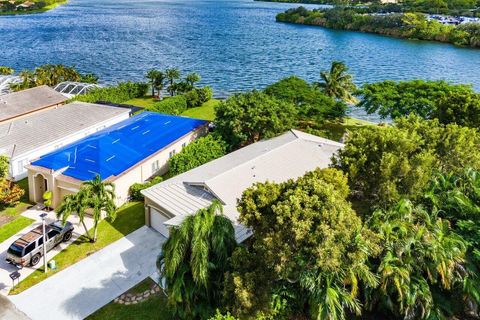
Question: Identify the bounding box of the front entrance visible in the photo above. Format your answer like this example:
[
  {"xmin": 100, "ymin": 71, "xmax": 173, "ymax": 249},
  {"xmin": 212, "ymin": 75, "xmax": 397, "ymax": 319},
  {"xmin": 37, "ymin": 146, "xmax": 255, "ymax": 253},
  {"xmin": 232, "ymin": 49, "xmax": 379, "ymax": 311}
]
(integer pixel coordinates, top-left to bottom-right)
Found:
[{"xmin": 33, "ymin": 174, "xmax": 48, "ymax": 203}]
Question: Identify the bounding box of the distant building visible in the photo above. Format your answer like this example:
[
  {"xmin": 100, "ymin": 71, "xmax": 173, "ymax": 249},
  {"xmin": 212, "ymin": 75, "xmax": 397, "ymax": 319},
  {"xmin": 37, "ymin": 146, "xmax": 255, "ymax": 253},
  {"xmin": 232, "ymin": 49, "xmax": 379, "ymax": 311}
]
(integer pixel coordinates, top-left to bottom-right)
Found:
[
  {"xmin": 0, "ymin": 85, "xmax": 68, "ymax": 124},
  {"xmin": 0, "ymin": 102, "xmax": 130, "ymax": 181},
  {"xmin": 27, "ymin": 112, "xmax": 208, "ymax": 208},
  {"xmin": 16, "ymin": 1, "xmax": 34, "ymax": 9},
  {"xmin": 142, "ymin": 130, "xmax": 344, "ymax": 242}
]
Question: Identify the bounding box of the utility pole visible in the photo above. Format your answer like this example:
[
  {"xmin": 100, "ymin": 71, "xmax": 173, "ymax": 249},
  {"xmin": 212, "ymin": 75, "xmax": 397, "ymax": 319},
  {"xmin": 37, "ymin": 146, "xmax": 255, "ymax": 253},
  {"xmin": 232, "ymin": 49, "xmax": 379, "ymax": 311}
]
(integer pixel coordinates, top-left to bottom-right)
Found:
[{"xmin": 40, "ymin": 213, "xmax": 48, "ymax": 273}]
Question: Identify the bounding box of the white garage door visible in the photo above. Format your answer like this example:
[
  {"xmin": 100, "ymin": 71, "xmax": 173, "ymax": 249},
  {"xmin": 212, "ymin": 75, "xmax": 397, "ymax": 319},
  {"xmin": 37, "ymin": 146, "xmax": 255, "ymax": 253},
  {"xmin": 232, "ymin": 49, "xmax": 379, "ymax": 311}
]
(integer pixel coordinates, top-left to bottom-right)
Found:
[{"xmin": 150, "ymin": 207, "xmax": 170, "ymax": 238}]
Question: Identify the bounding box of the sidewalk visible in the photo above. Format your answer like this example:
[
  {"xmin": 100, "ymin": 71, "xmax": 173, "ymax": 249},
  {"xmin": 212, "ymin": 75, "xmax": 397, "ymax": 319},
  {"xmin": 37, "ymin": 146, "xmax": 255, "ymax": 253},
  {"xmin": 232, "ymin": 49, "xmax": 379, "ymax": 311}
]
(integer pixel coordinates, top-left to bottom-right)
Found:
[{"xmin": 0, "ymin": 207, "xmax": 93, "ymax": 295}]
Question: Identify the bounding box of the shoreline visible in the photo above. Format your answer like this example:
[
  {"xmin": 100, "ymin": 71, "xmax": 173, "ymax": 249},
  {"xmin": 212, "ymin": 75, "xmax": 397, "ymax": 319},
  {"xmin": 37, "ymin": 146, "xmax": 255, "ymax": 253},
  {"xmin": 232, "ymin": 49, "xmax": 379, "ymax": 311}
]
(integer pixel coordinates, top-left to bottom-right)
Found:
[{"xmin": 0, "ymin": 0, "xmax": 67, "ymax": 16}]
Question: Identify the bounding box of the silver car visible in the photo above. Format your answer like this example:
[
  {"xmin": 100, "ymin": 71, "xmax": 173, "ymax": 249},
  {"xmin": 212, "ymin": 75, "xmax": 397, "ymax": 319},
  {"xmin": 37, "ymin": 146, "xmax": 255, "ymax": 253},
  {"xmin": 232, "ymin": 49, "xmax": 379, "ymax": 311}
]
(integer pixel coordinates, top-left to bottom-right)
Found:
[{"xmin": 6, "ymin": 221, "xmax": 74, "ymax": 267}]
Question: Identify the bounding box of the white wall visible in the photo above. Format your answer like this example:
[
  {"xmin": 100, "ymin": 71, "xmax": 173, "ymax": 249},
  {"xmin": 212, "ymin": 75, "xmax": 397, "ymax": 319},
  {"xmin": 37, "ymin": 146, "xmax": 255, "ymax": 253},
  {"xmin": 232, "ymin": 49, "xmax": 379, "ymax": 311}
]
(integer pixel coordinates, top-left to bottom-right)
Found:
[{"xmin": 10, "ymin": 112, "xmax": 130, "ymax": 181}]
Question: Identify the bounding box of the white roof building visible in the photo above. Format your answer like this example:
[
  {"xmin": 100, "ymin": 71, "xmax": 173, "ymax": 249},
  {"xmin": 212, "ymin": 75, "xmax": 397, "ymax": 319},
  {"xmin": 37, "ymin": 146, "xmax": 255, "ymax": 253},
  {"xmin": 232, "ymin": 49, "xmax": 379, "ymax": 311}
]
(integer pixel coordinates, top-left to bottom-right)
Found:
[
  {"xmin": 142, "ymin": 130, "xmax": 344, "ymax": 242},
  {"xmin": 0, "ymin": 102, "xmax": 130, "ymax": 181}
]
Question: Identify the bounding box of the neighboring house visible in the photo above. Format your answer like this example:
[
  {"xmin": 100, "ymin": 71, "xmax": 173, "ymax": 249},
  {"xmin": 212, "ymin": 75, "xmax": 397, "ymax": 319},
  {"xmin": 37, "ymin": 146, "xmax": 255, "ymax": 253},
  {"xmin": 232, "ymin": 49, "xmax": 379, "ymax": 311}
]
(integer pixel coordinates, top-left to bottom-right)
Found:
[
  {"xmin": 0, "ymin": 85, "xmax": 68, "ymax": 124},
  {"xmin": 141, "ymin": 130, "xmax": 344, "ymax": 242},
  {"xmin": 27, "ymin": 112, "xmax": 208, "ymax": 208},
  {"xmin": 0, "ymin": 102, "xmax": 131, "ymax": 181}
]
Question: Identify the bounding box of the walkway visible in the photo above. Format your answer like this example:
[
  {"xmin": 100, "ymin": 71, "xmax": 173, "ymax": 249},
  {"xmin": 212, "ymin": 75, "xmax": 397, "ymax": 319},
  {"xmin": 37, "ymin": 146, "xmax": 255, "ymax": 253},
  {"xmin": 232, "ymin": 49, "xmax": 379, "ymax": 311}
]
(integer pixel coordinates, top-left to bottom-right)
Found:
[
  {"xmin": 0, "ymin": 207, "xmax": 94, "ymax": 295},
  {"xmin": 9, "ymin": 226, "xmax": 165, "ymax": 320}
]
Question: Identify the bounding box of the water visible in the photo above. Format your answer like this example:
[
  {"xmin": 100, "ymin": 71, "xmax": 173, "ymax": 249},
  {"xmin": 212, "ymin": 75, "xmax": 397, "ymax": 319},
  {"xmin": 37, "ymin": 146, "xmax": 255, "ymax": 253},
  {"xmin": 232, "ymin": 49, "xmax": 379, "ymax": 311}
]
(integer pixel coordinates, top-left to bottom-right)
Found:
[{"xmin": 1, "ymin": 0, "xmax": 480, "ymax": 120}]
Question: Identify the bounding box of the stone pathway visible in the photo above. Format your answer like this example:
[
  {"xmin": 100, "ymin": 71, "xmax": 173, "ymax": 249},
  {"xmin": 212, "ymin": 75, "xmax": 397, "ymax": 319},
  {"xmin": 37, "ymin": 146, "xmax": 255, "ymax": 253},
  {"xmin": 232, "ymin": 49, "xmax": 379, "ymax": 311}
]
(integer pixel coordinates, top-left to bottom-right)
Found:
[{"xmin": 113, "ymin": 280, "xmax": 162, "ymax": 305}]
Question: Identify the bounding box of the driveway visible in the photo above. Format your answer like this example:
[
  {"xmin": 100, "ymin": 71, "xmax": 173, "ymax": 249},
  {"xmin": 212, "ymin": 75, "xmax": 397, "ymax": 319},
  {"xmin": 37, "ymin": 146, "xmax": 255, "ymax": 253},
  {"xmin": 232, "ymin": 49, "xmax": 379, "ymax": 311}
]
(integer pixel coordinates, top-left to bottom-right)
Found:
[
  {"xmin": 9, "ymin": 226, "xmax": 166, "ymax": 320},
  {"xmin": 0, "ymin": 208, "xmax": 94, "ymax": 295}
]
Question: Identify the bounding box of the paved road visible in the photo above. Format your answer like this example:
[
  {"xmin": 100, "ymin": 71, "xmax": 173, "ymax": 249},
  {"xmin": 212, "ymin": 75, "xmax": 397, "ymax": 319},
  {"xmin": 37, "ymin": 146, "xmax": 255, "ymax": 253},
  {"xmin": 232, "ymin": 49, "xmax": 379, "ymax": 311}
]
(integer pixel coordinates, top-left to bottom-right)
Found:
[
  {"xmin": 9, "ymin": 226, "xmax": 165, "ymax": 320},
  {"xmin": 0, "ymin": 209, "xmax": 94, "ymax": 295}
]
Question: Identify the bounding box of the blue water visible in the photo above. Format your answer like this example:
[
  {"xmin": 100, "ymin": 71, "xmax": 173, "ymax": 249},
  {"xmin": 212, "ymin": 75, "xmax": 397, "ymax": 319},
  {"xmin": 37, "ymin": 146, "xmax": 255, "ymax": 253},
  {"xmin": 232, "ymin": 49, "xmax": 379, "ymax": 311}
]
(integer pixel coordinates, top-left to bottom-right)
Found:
[{"xmin": 1, "ymin": 0, "xmax": 480, "ymax": 120}]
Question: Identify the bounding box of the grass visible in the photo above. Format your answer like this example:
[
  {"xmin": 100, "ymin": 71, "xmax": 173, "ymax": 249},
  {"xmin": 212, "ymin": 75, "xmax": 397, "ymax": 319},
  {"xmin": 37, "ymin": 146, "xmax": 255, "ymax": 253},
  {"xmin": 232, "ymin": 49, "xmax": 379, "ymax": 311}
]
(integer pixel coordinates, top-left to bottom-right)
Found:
[
  {"xmin": 123, "ymin": 96, "xmax": 157, "ymax": 109},
  {"xmin": 315, "ymin": 117, "xmax": 376, "ymax": 141},
  {"xmin": 0, "ymin": 178, "xmax": 33, "ymax": 225},
  {"xmin": 181, "ymin": 99, "xmax": 221, "ymax": 121},
  {"xmin": 9, "ymin": 201, "xmax": 145, "ymax": 295},
  {"xmin": 0, "ymin": 216, "xmax": 35, "ymax": 243},
  {"xmin": 87, "ymin": 280, "xmax": 173, "ymax": 320},
  {"xmin": 127, "ymin": 277, "xmax": 156, "ymax": 295}
]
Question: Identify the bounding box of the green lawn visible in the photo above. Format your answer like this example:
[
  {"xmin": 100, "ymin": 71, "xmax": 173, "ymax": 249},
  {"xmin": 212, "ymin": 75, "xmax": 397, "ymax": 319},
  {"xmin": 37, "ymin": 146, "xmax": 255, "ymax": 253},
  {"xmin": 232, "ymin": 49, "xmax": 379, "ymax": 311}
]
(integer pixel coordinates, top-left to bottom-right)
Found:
[
  {"xmin": 315, "ymin": 117, "xmax": 376, "ymax": 141},
  {"xmin": 181, "ymin": 99, "xmax": 221, "ymax": 121},
  {"xmin": 10, "ymin": 201, "xmax": 145, "ymax": 295},
  {"xmin": 88, "ymin": 278, "xmax": 173, "ymax": 320},
  {"xmin": 0, "ymin": 216, "xmax": 35, "ymax": 243},
  {"xmin": 0, "ymin": 178, "xmax": 33, "ymax": 225},
  {"xmin": 123, "ymin": 96, "xmax": 157, "ymax": 109}
]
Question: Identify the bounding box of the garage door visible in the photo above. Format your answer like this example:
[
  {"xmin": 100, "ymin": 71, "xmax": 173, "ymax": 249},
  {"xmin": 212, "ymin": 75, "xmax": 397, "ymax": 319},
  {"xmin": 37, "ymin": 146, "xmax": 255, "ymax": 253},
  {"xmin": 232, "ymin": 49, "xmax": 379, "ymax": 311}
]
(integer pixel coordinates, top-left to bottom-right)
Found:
[{"xmin": 150, "ymin": 207, "xmax": 170, "ymax": 238}]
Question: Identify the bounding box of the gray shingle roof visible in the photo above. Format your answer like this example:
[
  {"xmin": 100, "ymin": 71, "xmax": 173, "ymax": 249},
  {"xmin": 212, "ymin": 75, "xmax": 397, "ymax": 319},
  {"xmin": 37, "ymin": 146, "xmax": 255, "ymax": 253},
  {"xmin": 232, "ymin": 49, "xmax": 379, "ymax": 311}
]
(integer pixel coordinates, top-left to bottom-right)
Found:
[
  {"xmin": 0, "ymin": 102, "xmax": 130, "ymax": 158},
  {"xmin": 0, "ymin": 85, "xmax": 68, "ymax": 123},
  {"xmin": 142, "ymin": 130, "xmax": 344, "ymax": 242}
]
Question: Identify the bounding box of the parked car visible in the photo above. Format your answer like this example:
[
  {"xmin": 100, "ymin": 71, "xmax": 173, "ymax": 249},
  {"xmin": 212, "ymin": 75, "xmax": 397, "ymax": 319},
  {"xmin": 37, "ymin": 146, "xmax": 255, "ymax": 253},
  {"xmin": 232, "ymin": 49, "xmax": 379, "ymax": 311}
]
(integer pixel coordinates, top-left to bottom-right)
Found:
[{"xmin": 6, "ymin": 220, "xmax": 74, "ymax": 267}]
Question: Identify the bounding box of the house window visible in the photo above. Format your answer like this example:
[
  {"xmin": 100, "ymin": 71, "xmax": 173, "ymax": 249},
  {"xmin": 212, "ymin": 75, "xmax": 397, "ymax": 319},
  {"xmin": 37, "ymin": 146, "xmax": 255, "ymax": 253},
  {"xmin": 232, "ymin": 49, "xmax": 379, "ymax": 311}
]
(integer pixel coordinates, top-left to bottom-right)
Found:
[
  {"xmin": 169, "ymin": 150, "xmax": 176, "ymax": 158},
  {"xmin": 151, "ymin": 160, "xmax": 160, "ymax": 174},
  {"xmin": 182, "ymin": 142, "xmax": 186, "ymax": 148},
  {"xmin": 16, "ymin": 159, "xmax": 27, "ymax": 175}
]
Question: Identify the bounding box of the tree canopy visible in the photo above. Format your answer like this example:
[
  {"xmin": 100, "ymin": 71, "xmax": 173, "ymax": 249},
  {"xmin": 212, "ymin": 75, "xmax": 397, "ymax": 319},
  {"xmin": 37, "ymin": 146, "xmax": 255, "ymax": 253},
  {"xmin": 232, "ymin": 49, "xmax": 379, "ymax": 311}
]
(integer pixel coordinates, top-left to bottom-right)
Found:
[{"xmin": 214, "ymin": 90, "xmax": 297, "ymax": 150}]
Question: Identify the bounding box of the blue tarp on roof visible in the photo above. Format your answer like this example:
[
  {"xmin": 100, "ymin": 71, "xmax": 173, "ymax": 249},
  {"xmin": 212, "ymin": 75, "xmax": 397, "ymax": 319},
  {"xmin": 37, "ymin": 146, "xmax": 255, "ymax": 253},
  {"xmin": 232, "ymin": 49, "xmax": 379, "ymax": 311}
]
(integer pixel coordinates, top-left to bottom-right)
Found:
[{"xmin": 32, "ymin": 112, "xmax": 207, "ymax": 181}]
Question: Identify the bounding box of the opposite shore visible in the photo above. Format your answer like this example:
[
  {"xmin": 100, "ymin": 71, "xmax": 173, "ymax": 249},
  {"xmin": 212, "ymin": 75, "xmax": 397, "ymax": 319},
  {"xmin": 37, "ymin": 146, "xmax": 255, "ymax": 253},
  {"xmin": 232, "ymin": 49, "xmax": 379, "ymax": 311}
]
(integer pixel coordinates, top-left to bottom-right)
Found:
[{"xmin": 0, "ymin": 0, "xmax": 66, "ymax": 16}]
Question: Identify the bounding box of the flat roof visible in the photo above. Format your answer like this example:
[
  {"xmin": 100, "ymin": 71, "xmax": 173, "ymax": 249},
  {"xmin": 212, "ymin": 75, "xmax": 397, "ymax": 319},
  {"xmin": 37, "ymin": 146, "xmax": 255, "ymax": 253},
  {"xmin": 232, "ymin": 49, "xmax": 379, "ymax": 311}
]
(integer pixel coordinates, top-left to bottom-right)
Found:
[
  {"xmin": 0, "ymin": 102, "xmax": 130, "ymax": 159},
  {"xmin": 31, "ymin": 112, "xmax": 208, "ymax": 181},
  {"xmin": 0, "ymin": 85, "xmax": 68, "ymax": 123}
]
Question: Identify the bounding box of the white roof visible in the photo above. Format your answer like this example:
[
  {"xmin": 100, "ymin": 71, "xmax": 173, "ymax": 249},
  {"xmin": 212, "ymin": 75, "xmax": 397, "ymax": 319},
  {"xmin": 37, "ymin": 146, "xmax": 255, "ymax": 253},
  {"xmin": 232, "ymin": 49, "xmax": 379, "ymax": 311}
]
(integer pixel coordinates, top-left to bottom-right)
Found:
[
  {"xmin": 0, "ymin": 85, "xmax": 68, "ymax": 123},
  {"xmin": 142, "ymin": 130, "xmax": 344, "ymax": 242},
  {"xmin": 0, "ymin": 102, "xmax": 130, "ymax": 159}
]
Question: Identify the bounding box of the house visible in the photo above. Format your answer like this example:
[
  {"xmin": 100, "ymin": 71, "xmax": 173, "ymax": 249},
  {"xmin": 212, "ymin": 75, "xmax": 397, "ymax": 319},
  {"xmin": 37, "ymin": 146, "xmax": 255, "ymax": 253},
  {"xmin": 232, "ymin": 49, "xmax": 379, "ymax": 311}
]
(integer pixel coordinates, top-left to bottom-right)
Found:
[
  {"xmin": 16, "ymin": 1, "xmax": 35, "ymax": 9},
  {"xmin": 26, "ymin": 112, "xmax": 208, "ymax": 208},
  {"xmin": 0, "ymin": 85, "xmax": 68, "ymax": 124},
  {"xmin": 0, "ymin": 102, "xmax": 131, "ymax": 181},
  {"xmin": 141, "ymin": 130, "xmax": 344, "ymax": 242}
]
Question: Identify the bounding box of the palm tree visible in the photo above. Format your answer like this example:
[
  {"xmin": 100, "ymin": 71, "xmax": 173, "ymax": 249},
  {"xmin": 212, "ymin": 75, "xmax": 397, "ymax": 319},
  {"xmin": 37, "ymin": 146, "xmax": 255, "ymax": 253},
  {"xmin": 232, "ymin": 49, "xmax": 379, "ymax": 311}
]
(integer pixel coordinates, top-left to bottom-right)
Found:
[
  {"xmin": 0, "ymin": 66, "xmax": 14, "ymax": 75},
  {"xmin": 185, "ymin": 72, "xmax": 201, "ymax": 89},
  {"xmin": 153, "ymin": 71, "xmax": 166, "ymax": 99},
  {"xmin": 10, "ymin": 69, "xmax": 34, "ymax": 91},
  {"xmin": 165, "ymin": 67, "xmax": 181, "ymax": 96},
  {"xmin": 315, "ymin": 61, "xmax": 358, "ymax": 104},
  {"xmin": 146, "ymin": 69, "xmax": 161, "ymax": 97},
  {"xmin": 158, "ymin": 200, "xmax": 237, "ymax": 319},
  {"xmin": 56, "ymin": 175, "xmax": 116, "ymax": 242}
]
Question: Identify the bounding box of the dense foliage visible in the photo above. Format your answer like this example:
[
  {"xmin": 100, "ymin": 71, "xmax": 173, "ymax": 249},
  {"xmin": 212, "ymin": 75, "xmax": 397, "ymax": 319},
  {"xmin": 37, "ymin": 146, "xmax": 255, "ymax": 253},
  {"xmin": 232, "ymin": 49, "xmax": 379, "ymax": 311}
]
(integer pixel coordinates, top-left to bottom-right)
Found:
[
  {"xmin": 277, "ymin": 7, "xmax": 480, "ymax": 47},
  {"xmin": 215, "ymin": 90, "xmax": 297, "ymax": 150},
  {"xmin": 159, "ymin": 201, "xmax": 237, "ymax": 319},
  {"xmin": 0, "ymin": 155, "xmax": 8, "ymax": 179},
  {"xmin": 128, "ymin": 176, "xmax": 163, "ymax": 201},
  {"xmin": 149, "ymin": 95, "xmax": 188, "ymax": 115},
  {"xmin": 265, "ymin": 76, "xmax": 346, "ymax": 122},
  {"xmin": 75, "ymin": 82, "xmax": 148, "ymax": 104},
  {"xmin": 225, "ymin": 168, "xmax": 381, "ymax": 319},
  {"xmin": 0, "ymin": 156, "xmax": 24, "ymax": 208},
  {"xmin": 168, "ymin": 135, "xmax": 227, "ymax": 176},
  {"xmin": 358, "ymin": 79, "xmax": 480, "ymax": 127},
  {"xmin": 334, "ymin": 115, "xmax": 480, "ymax": 207}
]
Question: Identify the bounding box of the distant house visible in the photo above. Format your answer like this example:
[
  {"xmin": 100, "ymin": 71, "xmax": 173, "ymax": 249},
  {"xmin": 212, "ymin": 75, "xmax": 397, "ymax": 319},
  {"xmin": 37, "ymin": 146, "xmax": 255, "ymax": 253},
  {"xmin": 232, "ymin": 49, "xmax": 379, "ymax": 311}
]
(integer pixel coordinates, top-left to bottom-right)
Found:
[
  {"xmin": 0, "ymin": 85, "xmax": 68, "ymax": 124},
  {"xmin": 0, "ymin": 102, "xmax": 130, "ymax": 181},
  {"xmin": 27, "ymin": 112, "xmax": 208, "ymax": 208},
  {"xmin": 142, "ymin": 130, "xmax": 344, "ymax": 242},
  {"xmin": 16, "ymin": 1, "xmax": 35, "ymax": 9}
]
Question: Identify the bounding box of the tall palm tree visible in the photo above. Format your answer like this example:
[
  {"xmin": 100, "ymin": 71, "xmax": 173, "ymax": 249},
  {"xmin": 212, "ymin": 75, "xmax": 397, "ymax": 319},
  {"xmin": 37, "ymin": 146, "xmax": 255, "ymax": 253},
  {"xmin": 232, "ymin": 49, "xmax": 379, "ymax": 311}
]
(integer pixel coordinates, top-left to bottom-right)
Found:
[
  {"xmin": 165, "ymin": 67, "xmax": 181, "ymax": 96},
  {"xmin": 10, "ymin": 69, "xmax": 34, "ymax": 91},
  {"xmin": 316, "ymin": 61, "xmax": 358, "ymax": 104},
  {"xmin": 146, "ymin": 69, "xmax": 161, "ymax": 97},
  {"xmin": 158, "ymin": 200, "xmax": 237, "ymax": 319},
  {"xmin": 153, "ymin": 71, "xmax": 166, "ymax": 99},
  {"xmin": 185, "ymin": 72, "xmax": 201, "ymax": 89},
  {"xmin": 56, "ymin": 175, "xmax": 116, "ymax": 242}
]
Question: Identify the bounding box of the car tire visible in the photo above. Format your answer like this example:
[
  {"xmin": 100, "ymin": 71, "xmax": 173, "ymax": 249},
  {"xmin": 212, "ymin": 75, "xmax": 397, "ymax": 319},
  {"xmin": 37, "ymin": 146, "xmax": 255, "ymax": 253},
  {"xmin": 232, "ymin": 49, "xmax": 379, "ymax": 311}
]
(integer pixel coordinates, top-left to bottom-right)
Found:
[
  {"xmin": 30, "ymin": 253, "xmax": 41, "ymax": 266},
  {"xmin": 62, "ymin": 231, "xmax": 73, "ymax": 242}
]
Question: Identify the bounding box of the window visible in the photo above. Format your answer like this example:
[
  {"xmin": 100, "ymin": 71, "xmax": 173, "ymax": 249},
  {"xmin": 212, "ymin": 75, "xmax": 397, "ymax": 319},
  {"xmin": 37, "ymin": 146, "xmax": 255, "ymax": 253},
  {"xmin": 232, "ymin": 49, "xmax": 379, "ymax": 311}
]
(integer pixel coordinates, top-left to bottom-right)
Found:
[
  {"xmin": 38, "ymin": 236, "xmax": 43, "ymax": 246},
  {"xmin": 24, "ymin": 242, "xmax": 36, "ymax": 255},
  {"xmin": 151, "ymin": 160, "xmax": 160, "ymax": 174},
  {"xmin": 169, "ymin": 149, "xmax": 176, "ymax": 158},
  {"xmin": 47, "ymin": 229, "xmax": 60, "ymax": 240},
  {"xmin": 182, "ymin": 142, "xmax": 186, "ymax": 148}
]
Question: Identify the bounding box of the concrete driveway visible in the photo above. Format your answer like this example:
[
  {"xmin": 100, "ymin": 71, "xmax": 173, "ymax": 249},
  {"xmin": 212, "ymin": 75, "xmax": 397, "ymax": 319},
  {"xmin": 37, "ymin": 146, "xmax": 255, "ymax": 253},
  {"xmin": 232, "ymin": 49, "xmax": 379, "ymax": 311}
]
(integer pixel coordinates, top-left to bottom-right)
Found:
[
  {"xmin": 0, "ymin": 208, "xmax": 94, "ymax": 295},
  {"xmin": 9, "ymin": 226, "xmax": 166, "ymax": 320}
]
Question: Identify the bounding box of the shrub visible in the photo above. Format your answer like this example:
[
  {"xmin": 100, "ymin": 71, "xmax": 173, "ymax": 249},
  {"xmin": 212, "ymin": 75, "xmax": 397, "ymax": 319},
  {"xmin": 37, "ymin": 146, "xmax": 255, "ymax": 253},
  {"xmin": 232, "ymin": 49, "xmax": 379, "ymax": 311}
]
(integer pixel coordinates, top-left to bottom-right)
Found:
[
  {"xmin": 168, "ymin": 135, "xmax": 227, "ymax": 176},
  {"xmin": 75, "ymin": 82, "xmax": 148, "ymax": 104},
  {"xmin": 150, "ymin": 95, "xmax": 187, "ymax": 115},
  {"xmin": 184, "ymin": 86, "xmax": 213, "ymax": 108},
  {"xmin": 43, "ymin": 191, "xmax": 53, "ymax": 210},
  {"xmin": 129, "ymin": 176, "xmax": 163, "ymax": 201},
  {"xmin": 0, "ymin": 179, "xmax": 25, "ymax": 207}
]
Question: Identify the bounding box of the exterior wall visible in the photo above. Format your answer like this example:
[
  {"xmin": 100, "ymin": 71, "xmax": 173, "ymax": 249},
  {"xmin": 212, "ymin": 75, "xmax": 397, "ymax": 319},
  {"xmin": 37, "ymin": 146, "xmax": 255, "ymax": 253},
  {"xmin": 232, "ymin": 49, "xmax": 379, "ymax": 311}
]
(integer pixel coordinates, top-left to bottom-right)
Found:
[
  {"xmin": 26, "ymin": 124, "xmax": 207, "ymax": 209},
  {"xmin": 9, "ymin": 111, "xmax": 130, "ymax": 181}
]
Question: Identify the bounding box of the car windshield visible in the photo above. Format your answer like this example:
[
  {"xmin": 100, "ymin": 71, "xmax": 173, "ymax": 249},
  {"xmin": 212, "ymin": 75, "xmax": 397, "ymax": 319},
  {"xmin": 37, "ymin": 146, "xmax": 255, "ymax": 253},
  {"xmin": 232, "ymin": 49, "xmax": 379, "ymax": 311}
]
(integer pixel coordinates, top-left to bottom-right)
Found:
[{"xmin": 7, "ymin": 244, "xmax": 23, "ymax": 257}]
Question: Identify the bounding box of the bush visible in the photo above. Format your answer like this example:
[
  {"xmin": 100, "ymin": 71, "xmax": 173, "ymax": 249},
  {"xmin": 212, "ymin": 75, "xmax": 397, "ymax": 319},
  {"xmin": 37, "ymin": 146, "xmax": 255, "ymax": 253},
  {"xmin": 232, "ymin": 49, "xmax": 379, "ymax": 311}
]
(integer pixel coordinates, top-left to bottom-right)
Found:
[
  {"xmin": 128, "ymin": 176, "xmax": 163, "ymax": 201},
  {"xmin": 43, "ymin": 191, "xmax": 53, "ymax": 210},
  {"xmin": 75, "ymin": 82, "xmax": 148, "ymax": 104},
  {"xmin": 150, "ymin": 95, "xmax": 187, "ymax": 115},
  {"xmin": 168, "ymin": 135, "xmax": 227, "ymax": 176},
  {"xmin": 184, "ymin": 86, "xmax": 213, "ymax": 108},
  {"xmin": 0, "ymin": 178, "xmax": 25, "ymax": 207}
]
